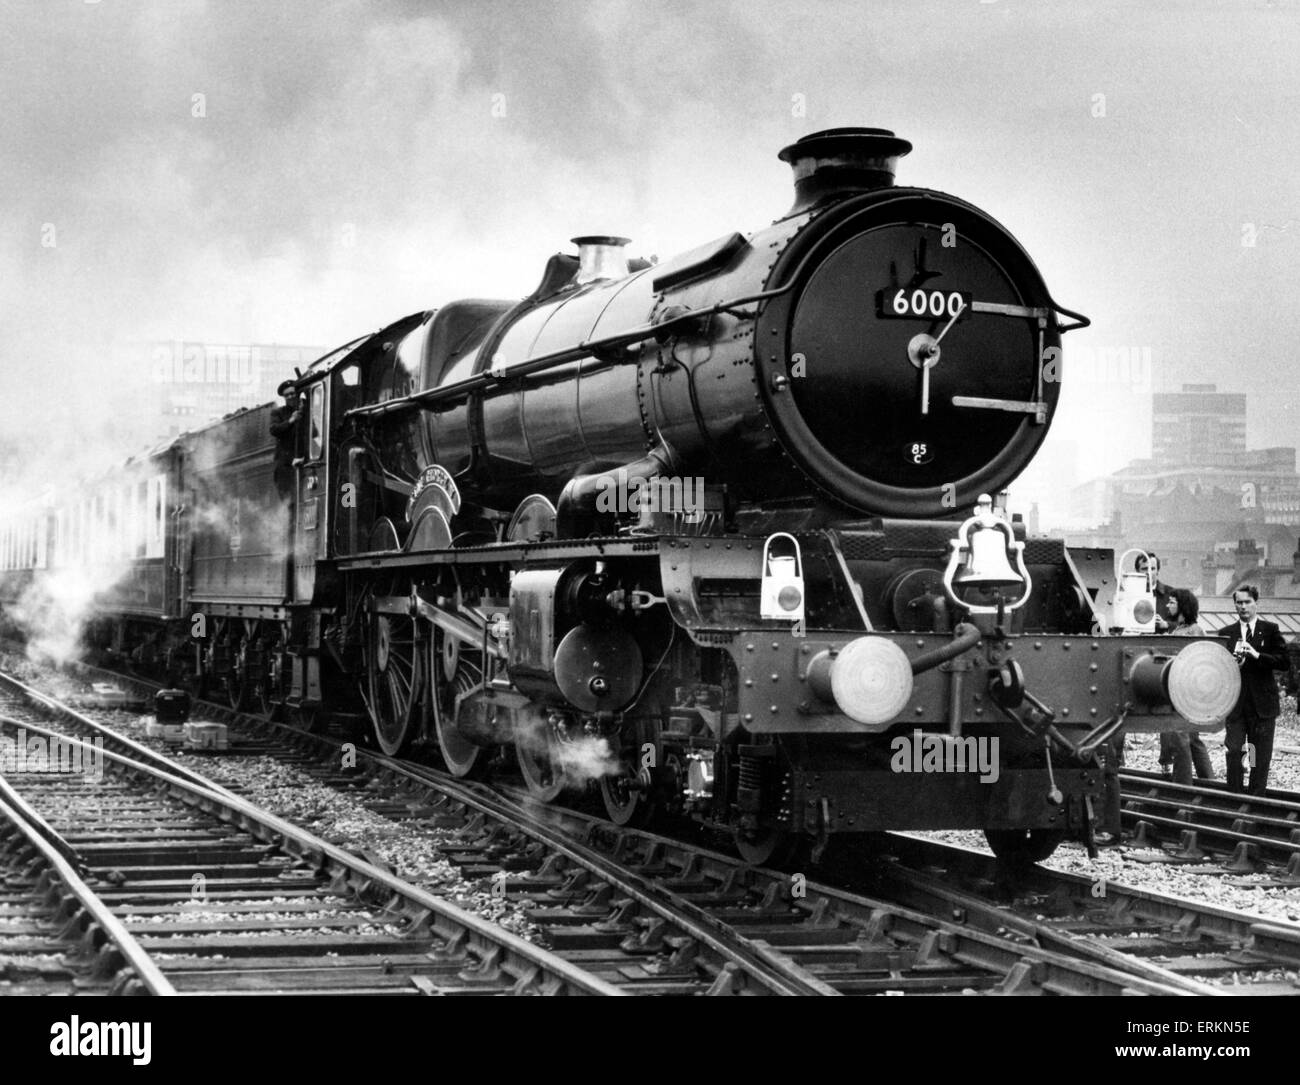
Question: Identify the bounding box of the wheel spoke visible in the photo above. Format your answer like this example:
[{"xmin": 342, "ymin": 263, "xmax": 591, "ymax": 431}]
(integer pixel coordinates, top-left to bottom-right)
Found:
[{"xmin": 364, "ymin": 586, "xmax": 421, "ymax": 756}]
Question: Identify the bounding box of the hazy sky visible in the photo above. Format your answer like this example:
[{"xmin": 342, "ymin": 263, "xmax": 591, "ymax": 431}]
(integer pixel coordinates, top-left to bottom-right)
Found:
[{"xmin": 2, "ymin": 0, "xmax": 1297, "ymax": 509}]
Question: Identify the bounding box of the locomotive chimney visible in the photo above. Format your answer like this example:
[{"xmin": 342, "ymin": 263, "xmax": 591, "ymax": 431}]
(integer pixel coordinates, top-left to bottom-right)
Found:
[
  {"xmin": 778, "ymin": 127, "xmax": 913, "ymax": 216},
  {"xmin": 572, "ymin": 236, "xmax": 631, "ymax": 284}
]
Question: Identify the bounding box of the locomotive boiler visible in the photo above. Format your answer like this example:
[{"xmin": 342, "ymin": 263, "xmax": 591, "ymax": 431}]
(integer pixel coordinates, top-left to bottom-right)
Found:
[{"xmin": 357, "ymin": 128, "xmax": 1067, "ymax": 529}]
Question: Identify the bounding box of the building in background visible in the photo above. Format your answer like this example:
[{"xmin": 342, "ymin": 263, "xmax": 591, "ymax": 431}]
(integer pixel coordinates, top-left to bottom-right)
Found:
[
  {"xmin": 1068, "ymin": 384, "xmax": 1300, "ymax": 586},
  {"xmin": 1151, "ymin": 383, "xmax": 1246, "ymax": 466},
  {"xmin": 145, "ymin": 341, "xmax": 327, "ymax": 443},
  {"xmin": 1197, "ymin": 534, "xmax": 1300, "ymax": 636}
]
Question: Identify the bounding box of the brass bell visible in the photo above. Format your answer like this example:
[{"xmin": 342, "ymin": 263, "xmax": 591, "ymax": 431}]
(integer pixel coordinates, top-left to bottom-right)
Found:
[
  {"xmin": 942, "ymin": 494, "xmax": 1032, "ymax": 616},
  {"xmin": 952, "ymin": 523, "xmax": 1023, "ymax": 588}
]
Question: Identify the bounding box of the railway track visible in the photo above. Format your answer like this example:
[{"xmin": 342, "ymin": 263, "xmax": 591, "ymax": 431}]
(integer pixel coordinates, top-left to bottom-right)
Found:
[
  {"xmin": 0, "ymin": 685, "xmax": 620, "ymax": 994},
  {"xmin": 866, "ymin": 834, "xmax": 1300, "ymax": 994},
  {"xmin": 0, "ymin": 776, "xmax": 173, "ymax": 994},
  {"xmin": 1118, "ymin": 769, "xmax": 1300, "ymax": 880},
  {"xmin": 0, "ymin": 659, "xmax": 1228, "ymax": 996}
]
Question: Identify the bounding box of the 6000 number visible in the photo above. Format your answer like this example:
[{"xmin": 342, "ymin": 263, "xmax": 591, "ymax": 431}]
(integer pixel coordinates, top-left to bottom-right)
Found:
[{"xmin": 877, "ymin": 288, "xmax": 971, "ymax": 320}]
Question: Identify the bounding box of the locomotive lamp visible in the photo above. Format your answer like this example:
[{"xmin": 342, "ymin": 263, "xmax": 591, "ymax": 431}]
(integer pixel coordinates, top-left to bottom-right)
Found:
[
  {"xmin": 941, "ymin": 495, "xmax": 1031, "ymax": 615},
  {"xmin": 760, "ymin": 533, "xmax": 806, "ymax": 623},
  {"xmin": 1128, "ymin": 640, "xmax": 1241, "ymax": 727},
  {"xmin": 1111, "ymin": 549, "xmax": 1157, "ymax": 634}
]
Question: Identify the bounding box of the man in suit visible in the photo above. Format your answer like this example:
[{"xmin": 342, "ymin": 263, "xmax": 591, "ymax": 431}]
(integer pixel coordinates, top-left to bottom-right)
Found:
[{"xmin": 1220, "ymin": 585, "xmax": 1290, "ymax": 794}]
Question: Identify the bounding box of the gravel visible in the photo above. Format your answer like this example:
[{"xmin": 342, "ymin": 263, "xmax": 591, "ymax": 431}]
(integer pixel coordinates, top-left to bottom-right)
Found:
[{"xmin": 135, "ymin": 745, "xmax": 546, "ymax": 945}]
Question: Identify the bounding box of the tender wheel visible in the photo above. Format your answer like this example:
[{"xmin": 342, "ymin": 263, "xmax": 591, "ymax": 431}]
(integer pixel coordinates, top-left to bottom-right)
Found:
[
  {"xmin": 732, "ymin": 824, "xmax": 802, "ymax": 868},
  {"xmin": 515, "ymin": 715, "xmax": 569, "ymax": 803},
  {"xmin": 985, "ymin": 828, "xmax": 1065, "ymax": 868},
  {"xmin": 600, "ymin": 755, "xmax": 655, "ymax": 826},
  {"xmin": 362, "ymin": 578, "xmax": 423, "ymax": 757},
  {"xmin": 248, "ymin": 622, "xmax": 287, "ymax": 719},
  {"xmin": 430, "ymin": 627, "xmax": 486, "ymax": 777},
  {"xmin": 204, "ymin": 618, "xmax": 241, "ymax": 710},
  {"xmin": 227, "ymin": 624, "xmax": 253, "ymax": 711}
]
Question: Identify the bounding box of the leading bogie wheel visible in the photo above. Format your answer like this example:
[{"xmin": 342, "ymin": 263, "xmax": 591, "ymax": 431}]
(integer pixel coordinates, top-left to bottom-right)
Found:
[
  {"xmin": 733, "ymin": 824, "xmax": 803, "ymax": 868},
  {"xmin": 984, "ymin": 828, "xmax": 1066, "ymax": 870},
  {"xmin": 515, "ymin": 716, "xmax": 570, "ymax": 803},
  {"xmin": 600, "ymin": 755, "xmax": 656, "ymax": 826}
]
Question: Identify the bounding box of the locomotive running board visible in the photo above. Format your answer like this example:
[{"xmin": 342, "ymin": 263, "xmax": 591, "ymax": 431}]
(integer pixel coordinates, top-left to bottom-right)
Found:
[{"xmin": 337, "ymin": 535, "xmax": 659, "ymax": 571}]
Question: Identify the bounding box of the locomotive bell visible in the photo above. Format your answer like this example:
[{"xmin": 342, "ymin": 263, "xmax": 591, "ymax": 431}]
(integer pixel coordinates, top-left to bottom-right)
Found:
[
  {"xmin": 760, "ymin": 532, "xmax": 805, "ymax": 623},
  {"xmin": 942, "ymin": 495, "xmax": 1032, "ymax": 615},
  {"xmin": 954, "ymin": 525, "xmax": 1021, "ymax": 588}
]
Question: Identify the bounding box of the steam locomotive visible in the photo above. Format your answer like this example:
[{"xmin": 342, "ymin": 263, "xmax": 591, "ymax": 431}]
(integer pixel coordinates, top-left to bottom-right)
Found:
[{"xmin": 0, "ymin": 129, "xmax": 1242, "ymax": 866}]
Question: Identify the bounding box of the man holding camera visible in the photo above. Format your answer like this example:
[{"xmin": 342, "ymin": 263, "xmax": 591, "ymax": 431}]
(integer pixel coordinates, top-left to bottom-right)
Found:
[{"xmin": 1221, "ymin": 585, "xmax": 1289, "ymax": 794}]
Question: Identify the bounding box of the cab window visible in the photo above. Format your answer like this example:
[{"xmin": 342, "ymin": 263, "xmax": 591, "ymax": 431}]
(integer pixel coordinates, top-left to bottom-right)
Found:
[{"xmin": 308, "ymin": 383, "xmax": 325, "ymax": 461}]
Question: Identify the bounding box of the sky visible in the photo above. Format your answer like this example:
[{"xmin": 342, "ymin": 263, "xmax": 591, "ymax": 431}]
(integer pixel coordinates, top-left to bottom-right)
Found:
[{"xmin": 1, "ymin": 0, "xmax": 1297, "ymax": 517}]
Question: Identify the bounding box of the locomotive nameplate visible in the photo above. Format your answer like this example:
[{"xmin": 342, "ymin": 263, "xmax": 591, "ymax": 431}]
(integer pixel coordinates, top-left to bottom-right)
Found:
[{"xmin": 876, "ymin": 288, "xmax": 972, "ymax": 321}]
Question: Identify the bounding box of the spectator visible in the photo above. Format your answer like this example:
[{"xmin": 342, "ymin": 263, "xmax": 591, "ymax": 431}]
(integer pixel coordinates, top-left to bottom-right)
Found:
[
  {"xmin": 1221, "ymin": 585, "xmax": 1289, "ymax": 794},
  {"xmin": 1157, "ymin": 588, "xmax": 1214, "ymax": 785},
  {"xmin": 1135, "ymin": 551, "xmax": 1174, "ymax": 631}
]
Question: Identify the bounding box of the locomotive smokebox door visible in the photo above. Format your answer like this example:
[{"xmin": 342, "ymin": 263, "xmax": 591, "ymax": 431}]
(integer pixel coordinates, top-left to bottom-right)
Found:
[{"xmin": 760, "ymin": 533, "xmax": 805, "ymax": 623}]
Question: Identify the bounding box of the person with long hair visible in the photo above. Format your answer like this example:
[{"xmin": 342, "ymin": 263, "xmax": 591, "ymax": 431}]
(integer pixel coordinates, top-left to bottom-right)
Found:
[{"xmin": 1158, "ymin": 588, "xmax": 1214, "ymax": 785}]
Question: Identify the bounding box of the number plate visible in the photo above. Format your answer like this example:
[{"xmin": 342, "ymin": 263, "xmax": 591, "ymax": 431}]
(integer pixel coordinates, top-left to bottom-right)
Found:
[{"xmin": 877, "ymin": 288, "xmax": 972, "ymax": 321}]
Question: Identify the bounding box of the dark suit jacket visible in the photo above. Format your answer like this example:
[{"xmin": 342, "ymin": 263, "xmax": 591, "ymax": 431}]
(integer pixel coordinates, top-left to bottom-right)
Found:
[{"xmin": 1221, "ymin": 618, "xmax": 1289, "ymax": 720}]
